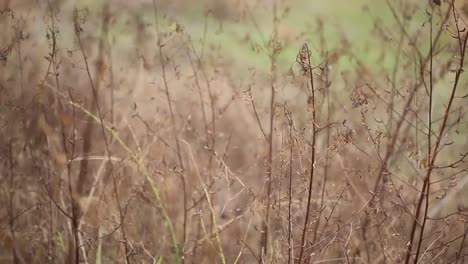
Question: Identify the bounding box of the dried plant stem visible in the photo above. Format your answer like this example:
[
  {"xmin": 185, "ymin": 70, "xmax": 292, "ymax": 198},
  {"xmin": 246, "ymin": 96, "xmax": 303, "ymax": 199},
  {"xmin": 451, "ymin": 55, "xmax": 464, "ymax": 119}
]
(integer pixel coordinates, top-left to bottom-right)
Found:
[
  {"xmin": 298, "ymin": 44, "xmax": 316, "ymax": 264},
  {"xmin": 249, "ymin": 85, "xmax": 269, "ymax": 143},
  {"xmin": 373, "ymin": 0, "xmax": 454, "ymax": 195},
  {"xmin": 185, "ymin": 37, "xmax": 217, "ymax": 236},
  {"xmin": 233, "ymin": 216, "xmax": 253, "ymax": 264},
  {"xmin": 152, "ymin": 1, "xmax": 186, "ymax": 261},
  {"xmin": 263, "ymin": 0, "xmax": 278, "ymax": 258},
  {"xmin": 405, "ymin": 5, "xmax": 468, "ymax": 264},
  {"xmin": 454, "ymin": 224, "xmax": 468, "ymax": 264},
  {"xmin": 46, "ymin": 6, "xmax": 90, "ymax": 261},
  {"xmin": 312, "ymin": 60, "xmax": 330, "ymax": 248},
  {"xmin": 309, "ymin": 26, "xmax": 330, "ymax": 263},
  {"xmin": 7, "ymin": 141, "xmax": 20, "ymax": 263},
  {"xmin": 186, "ymin": 48, "xmax": 209, "ymax": 145},
  {"xmin": 285, "ymin": 107, "xmax": 294, "ymax": 264},
  {"xmin": 414, "ymin": 6, "xmax": 434, "ymax": 263},
  {"xmin": 14, "ymin": 22, "xmax": 24, "ymax": 92},
  {"xmin": 67, "ymin": 98, "xmax": 180, "ymax": 263},
  {"xmin": 182, "ymin": 140, "xmax": 226, "ymax": 264},
  {"xmin": 74, "ymin": 7, "xmax": 132, "ymax": 263},
  {"xmin": 39, "ymin": 6, "xmax": 82, "ymax": 263}
]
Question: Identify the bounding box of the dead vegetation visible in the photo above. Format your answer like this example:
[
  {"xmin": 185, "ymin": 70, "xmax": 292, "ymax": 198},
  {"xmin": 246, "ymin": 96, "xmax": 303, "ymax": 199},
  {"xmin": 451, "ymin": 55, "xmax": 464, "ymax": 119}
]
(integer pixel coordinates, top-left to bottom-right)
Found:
[{"xmin": 0, "ymin": 0, "xmax": 467, "ymax": 263}]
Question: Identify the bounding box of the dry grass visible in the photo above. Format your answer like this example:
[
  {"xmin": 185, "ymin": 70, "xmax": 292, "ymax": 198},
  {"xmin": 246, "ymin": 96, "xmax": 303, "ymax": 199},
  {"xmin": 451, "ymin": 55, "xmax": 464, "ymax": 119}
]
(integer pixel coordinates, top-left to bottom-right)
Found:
[{"xmin": 1, "ymin": 0, "xmax": 467, "ymax": 263}]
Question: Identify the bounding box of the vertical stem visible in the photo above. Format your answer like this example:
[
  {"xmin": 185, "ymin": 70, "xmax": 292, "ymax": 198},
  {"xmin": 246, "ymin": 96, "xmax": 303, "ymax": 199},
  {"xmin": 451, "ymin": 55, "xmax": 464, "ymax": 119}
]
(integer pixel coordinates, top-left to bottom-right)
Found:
[
  {"xmin": 152, "ymin": 2, "xmax": 185, "ymax": 262},
  {"xmin": 8, "ymin": 141, "xmax": 19, "ymax": 264},
  {"xmin": 74, "ymin": 6, "xmax": 131, "ymax": 262},
  {"xmin": 414, "ymin": 6, "xmax": 434, "ymax": 262},
  {"xmin": 405, "ymin": 6, "xmax": 467, "ymax": 263},
  {"xmin": 263, "ymin": 0, "xmax": 278, "ymax": 258},
  {"xmin": 298, "ymin": 44, "xmax": 316, "ymax": 264},
  {"xmin": 312, "ymin": 60, "xmax": 330, "ymax": 247},
  {"xmin": 455, "ymin": 224, "xmax": 468, "ymax": 264},
  {"xmin": 286, "ymin": 108, "xmax": 294, "ymax": 264}
]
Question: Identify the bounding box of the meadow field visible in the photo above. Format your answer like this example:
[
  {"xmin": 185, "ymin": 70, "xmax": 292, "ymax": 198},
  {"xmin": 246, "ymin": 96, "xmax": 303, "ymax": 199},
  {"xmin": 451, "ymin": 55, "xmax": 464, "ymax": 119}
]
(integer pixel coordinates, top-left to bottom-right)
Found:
[{"xmin": 0, "ymin": 0, "xmax": 467, "ymax": 263}]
